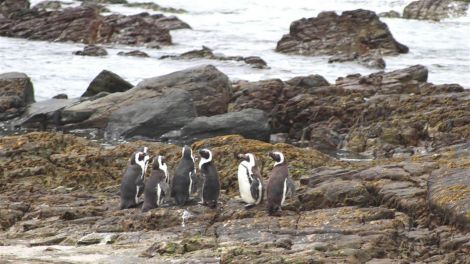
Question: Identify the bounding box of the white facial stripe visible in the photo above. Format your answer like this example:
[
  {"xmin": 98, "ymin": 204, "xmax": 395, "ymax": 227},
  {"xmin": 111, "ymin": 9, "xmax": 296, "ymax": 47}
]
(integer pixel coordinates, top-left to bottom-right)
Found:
[
  {"xmin": 158, "ymin": 156, "xmax": 168, "ymax": 180},
  {"xmin": 273, "ymin": 151, "xmax": 284, "ymax": 166},
  {"xmin": 199, "ymin": 149, "xmax": 212, "ymax": 170},
  {"xmin": 190, "ymin": 148, "xmax": 195, "ymax": 164},
  {"xmin": 281, "ymin": 178, "xmax": 287, "ymax": 205},
  {"xmin": 143, "ymin": 147, "xmax": 148, "ymax": 154},
  {"xmin": 135, "ymin": 152, "xmax": 149, "ymax": 179}
]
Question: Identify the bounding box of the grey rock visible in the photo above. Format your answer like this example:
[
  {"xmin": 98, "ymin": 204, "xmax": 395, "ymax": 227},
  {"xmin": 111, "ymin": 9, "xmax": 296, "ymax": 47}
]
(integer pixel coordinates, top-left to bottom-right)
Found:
[
  {"xmin": 82, "ymin": 70, "xmax": 133, "ymax": 97},
  {"xmin": 73, "ymin": 45, "xmax": 108, "ymax": 56},
  {"xmin": 0, "ymin": 72, "xmax": 35, "ymax": 121},
  {"xmin": 106, "ymin": 89, "xmax": 196, "ymax": 139},
  {"xmin": 403, "ymin": 0, "xmax": 469, "ymax": 21}
]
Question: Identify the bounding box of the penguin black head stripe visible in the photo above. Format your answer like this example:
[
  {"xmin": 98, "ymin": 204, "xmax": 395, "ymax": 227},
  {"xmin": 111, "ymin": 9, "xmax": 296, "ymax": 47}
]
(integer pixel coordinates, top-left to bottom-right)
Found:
[
  {"xmin": 182, "ymin": 145, "xmax": 195, "ymax": 161},
  {"xmin": 269, "ymin": 151, "xmax": 285, "ymax": 166},
  {"xmin": 198, "ymin": 149, "xmax": 212, "ymax": 169}
]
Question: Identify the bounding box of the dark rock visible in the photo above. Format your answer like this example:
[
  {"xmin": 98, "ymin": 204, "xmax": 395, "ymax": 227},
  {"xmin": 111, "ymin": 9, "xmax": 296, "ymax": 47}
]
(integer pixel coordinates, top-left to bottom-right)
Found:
[
  {"xmin": 82, "ymin": 70, "xmax": 133, "ymax": 97},
  {"xmin": 403, "ymin": 0, "xmax": 469, "ymax": 21},
  {"xmin": 0, "ymin": 0, "xmax": 29, "ymax": 18},
  {"xmin": 161, "ymin": 46, "xmax": 269, "ymax": 69},
  {"xmin": 117, "ymin": 50, "xmax": 150, "ymax": 57},
  {"xmin": 285, "ymin": 74, "xmax": 330, "ymax": 91},
  {"xmin": 0, "ymin": 6, "xmax": 190, "ymax": 45},
  {"xmin": 124, "ymin": 2, "xmax": 187, "ymax": 14},
  {"xmin": 73, "ymin": 45, "xmax": 108, "ymax": 56},
  {"xmin": 106, "ymin": 89, "xmax": 197, "ymax": 139},
  {"xmin": 229, "ymin": 79, "xmax": 284, "ymax": 113},
  {"xmin": 0, "ymin": 72, "xmax": 35, "ymax": 121},
  {"xmin": 378, "ymin": 10, "xmax": 401, "ymax": 18},
  {"xmin": 161, "ymin": 108, "xmax": 270, "ymax": 143},
  {"xmin": 276, "ymin": 9, "xmax": 408, "ymax": 68},
  {"xmin": 16, "ymin": 98, "xmax": 79, "ymax": 128},
  {"xmin": 32, "ymin": 1, "xmax": 62, "ymax": 10},
  {"xmin": 52, "ymin": 93, "xmax": 68, "ymax": 99}
]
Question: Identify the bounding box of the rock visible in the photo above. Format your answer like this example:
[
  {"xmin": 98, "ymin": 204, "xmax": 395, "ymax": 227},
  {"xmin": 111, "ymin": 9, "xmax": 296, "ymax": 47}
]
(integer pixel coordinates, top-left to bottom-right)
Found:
[
  {"xmin": 73, "ymin": 45, "xmax": 108, "ymax": 56},
  {"xmin": 0, "ymin": 0, "xmax": 29, "ymax": 18},
  {"xmin": 106, "ymin": 89, "xmax": 197, "ymax": 139},
  {"xmin": 16, "ymin": 98, "xmax": 79, "ymax": 128},
  {"xmin": 134, "ymin": 64, "xmax": 232, "ymax": 116},
  {"xmin": 161, "ymin": 46, "xmax": 269, "ymax": 69},
  {"xmin": 285, "ymin": 74, "xmax": 330, "ymax": 92},
  {"xmin": 117, "ymin": 50, "xmax": 150, "ymax": 57},
  {"xmin": 0, "ymin": 72, "xmax": 35, "ymax": 121},
  {"xmin": 58, "ymin": 65, "xmax": 231, "ymax": 129},
  {"xmin": 52, "ymin": 93, "xmax": 68, "ymax": 99},
  {"xmin": 160, "ymin": 108, "xmax": 271, "ymax": 144},
  {"xmin": 276, "ymin": 9, "xmax": 408, "ymax": 68},
  {"xmin": 428, "ymin": 168, "xmax": 470, "ymax": 231},
  {"xmin": 229, "ymin": 79, "xmax": 284, "ymax": 113},
  {"xmin": 77, "ymin": 232, "xmax": 118, "ymax": 245},
  {"xmin": 124, "ymin": 2, "xmax": 187, "ymax": 14},
  {"xmin": 82, "ymin": 70, "xmax": 133, "ymax": 97},
  {"xmin": 0, "ymin": 6, "xmax": 190, "ymax": 45},
  {"xmin": 378, "ymin": 10, "xmax": 401, "ymax": 18},
  {"xmin": 403, "ymin": 0, "xmax": 469, "ymax": 21},
  {"xmin": 29, "ymin": 235, "xmax": 67, "ymax": 246},
  {"xmin": 32, "ymin": 1, "xmax": 62, "ymax": 10}
]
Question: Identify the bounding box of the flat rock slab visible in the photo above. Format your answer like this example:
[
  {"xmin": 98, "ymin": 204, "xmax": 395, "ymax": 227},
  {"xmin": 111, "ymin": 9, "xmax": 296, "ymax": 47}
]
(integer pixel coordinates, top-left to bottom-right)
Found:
[{"xmin": 429, "ymin": 168, "xmax": 470, "ymax": 230}]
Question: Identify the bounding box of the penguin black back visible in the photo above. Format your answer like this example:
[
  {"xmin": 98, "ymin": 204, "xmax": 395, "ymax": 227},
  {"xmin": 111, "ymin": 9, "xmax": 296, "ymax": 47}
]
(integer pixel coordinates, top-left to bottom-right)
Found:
[
  {"xmin": 266, "ymin": 151, "xmax": 289, "ymax": 215},
  {"xmin": 142, "ymin": 155, "xmax": 169, "ymax": 212},
  {"xmin": 120, "ymin": 151, "xmax": 149, "ymax": 209},
  {"xmin": 199, "ymin": 149, "xmax": 220, "ymax": 209},
  {"xmin": 172, "ymin": 145, "xmax": 196, "ymax": 206}
]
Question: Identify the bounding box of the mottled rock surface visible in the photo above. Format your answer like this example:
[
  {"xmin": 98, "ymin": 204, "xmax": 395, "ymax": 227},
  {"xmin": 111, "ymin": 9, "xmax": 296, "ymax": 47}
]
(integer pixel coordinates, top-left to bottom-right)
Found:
[
  {"xmin": 0, "ymin": 72, "xmax": 34, "ymax": 121},
  {"xmin": 0, "ymin": 0, "xmax": 29, "ymax": 18},
  {"xmin": 0, "ymin": 132, "xmax": 469, "ymax": 263},
  {"xmin": 73, "ymin": 44, "xmax": 108, "ymax": 56},
  {"xmin": 276, "ymin": 9, "xmax": 408, "ymax": 69},
  {"xmin": 0, "ymin": 5, "xmax": 189, "ymax": 45},
  {"xmin": 403, "ymin": 0, "xmax": 469, "ymax": 21},
  {"xmin": 117, "ymin": 50, "xmax": 150, "ymax": 57}
]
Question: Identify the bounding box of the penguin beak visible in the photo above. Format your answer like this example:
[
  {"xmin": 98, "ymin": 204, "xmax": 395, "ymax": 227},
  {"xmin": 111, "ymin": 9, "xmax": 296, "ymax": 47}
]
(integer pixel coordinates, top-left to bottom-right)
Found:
[{"xmin": 235, "ymin": 153, "xmax": 247, "ymax": 161}]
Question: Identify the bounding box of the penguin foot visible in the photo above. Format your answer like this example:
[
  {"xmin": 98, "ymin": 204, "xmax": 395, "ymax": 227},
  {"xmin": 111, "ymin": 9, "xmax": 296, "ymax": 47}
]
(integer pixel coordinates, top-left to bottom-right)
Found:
[{"xmin": 244, "ymin": 204, "xmax": 256, "ymax": 209}]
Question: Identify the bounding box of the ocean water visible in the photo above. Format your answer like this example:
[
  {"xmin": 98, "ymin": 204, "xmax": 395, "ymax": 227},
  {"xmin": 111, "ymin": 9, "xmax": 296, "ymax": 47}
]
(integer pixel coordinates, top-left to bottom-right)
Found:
[{"xmin": 1, "ymin": 0, "xmax": 469, "ymax": 101}]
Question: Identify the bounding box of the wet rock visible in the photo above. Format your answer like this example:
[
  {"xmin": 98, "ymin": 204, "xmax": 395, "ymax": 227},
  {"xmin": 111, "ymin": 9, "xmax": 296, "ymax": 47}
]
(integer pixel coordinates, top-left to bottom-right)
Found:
[
  {"xmin": 0, "ymin": 0, "xmax": 29, "ymax": 18},
  {"xmin": 52, "ymin": 93, "xmax": 68, "ymax": 99},
  {"xmin": 124, "ymin": 2, "xmax": 187, "ymax": 14},
  {"xmin": 117, "ymin": 50, "xmax": 150, "ymax": 57},
  {"xmin": 32, "ymin": 1, "xmax": 62, "ymax": 10},
  {"xmin": 276, "ymin": 9, "xmax": 408, "ymax": 68},
  {"xmin": 29, "ymin": 234, "xmax": 66, "ymax": 246},
  {"xmin": 59, "ymin": 65, "xmax": 231, "ymax": 129},
  {"xmin": 403, "ymin": 0, "xmax": 469, "ymax": 21},
  {"xmin": 17, "ymin": 98, "xmax": 79, "ymax": 128},
  {"xmin": 0, "ymin": 72, "xmax": 35, "ymax": 121},
  {"xmin": 161, "ymin": 108, "xmax": 270, "ymax": 144},
  {"xmin": 106, "ymin": 89, "xmax": 197, "ymax": 139},
  {"xmin": 428, "ymin": 168, "xmax": 470, "ymax": 231},
  {"xmin": 0, "ymin": 6, "xmax": 189, "ymax": 45},
  {"xmin": 229, "ymin": 79, "xmax": 284, "ymax": 113},
  {"xmin": 73, "ymin": 45, "xmax": 108, "ymax": 56},
  {"xmin": 77, "ymin": 232, "xmax": 118, "ymax": 245},
  {"xmin": 161, "ymin": 46, "xmax": 269, "ymax": 69},
  {"xmin": 82, "ymin": 70, "xmax": 133, "ymax": 97},
  {"xmin": 378, "ymin": 10, "xmax": 401, "ymax": 18},
  {"xmin": 285, "ymin": 74, "xmax": 330, "ymax": 93}
]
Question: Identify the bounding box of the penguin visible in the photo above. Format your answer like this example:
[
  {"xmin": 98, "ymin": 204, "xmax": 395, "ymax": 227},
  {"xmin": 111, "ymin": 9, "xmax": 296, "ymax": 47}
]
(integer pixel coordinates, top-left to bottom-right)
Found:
[
  {"xmin": 199, "ymin": 148, "xmax": 220, "ymax": 208},
  {"xmin": 266, "ymin": 151, "xmax": 295, "ymax": 215},
  {"xmin": 236, "ymin": 153, "xmax": 263, "ymax": 208},
  {"xmin": 142, "ymin": 155, "xmax": 170, "ymax": 212},
  {"xmin": 172, "ymin": 145, "xmax": 197, "ymax": 206},
  {"xmin": 120, "ymin": 150, "xmax": 150, "ymax": 209}
]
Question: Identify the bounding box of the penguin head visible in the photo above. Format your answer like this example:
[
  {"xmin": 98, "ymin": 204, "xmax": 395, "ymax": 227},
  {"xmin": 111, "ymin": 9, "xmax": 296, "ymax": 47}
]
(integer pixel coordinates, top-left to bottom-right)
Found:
[
  {"xmin": 198, "ymin": 148, "xmax": 212, "ymax": 169},
  {"xmin": 132, "ymin": 151, "xmax": 150, "ymax": 172},
  {"xmin": 182, "ymin": 145, "xmax": 195, "ymax": 163},
  {"xmin": 269, "ymin": 151, "xmax": 285, "ymax": 166},
  {"xmin": 236, "ymin": 153, "xmax": 256, "ymax": 167},
  {"xmin": 153, "ymin": 155, "xmax": 168, "ymax": 179},
  {"xmin": 137, "ymin": 146, "xmax": 148, "ymax": 155}
]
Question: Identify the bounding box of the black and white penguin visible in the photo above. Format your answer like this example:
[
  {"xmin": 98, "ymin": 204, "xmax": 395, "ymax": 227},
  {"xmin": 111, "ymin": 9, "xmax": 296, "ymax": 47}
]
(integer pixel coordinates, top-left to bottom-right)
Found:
[
  {"xmin": 120, "ymin": 150, "xmax": 150, "ymax": 209},
  {"xmin": 199, "ymin": 149, "xmax": 220, "ymax": 208},
  {"xmin": 172, "ymin": 145, "xmax": 197, "ymax": 206},
  {"xmin": 142, "ymin": 155, "xmax": 170, "ymax": 212},
  {"xmin": 266, "ymin": 151, "xmax": 295, "ymax": 215},
  {"xmin": 236, "ymin": 153, "xmax": 263, "ymax": 208}
]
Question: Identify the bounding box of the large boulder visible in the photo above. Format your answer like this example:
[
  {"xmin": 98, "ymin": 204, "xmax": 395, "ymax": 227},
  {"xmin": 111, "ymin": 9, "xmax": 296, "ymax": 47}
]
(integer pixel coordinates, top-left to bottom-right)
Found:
[
  {"xmin": 0, "ymin": 72, "xmax": 34, "ymax": 121},
  {"xmin": 0, "ymin": 6, "xmax": 189, "ymax": 45},
  {"xmin": 161, "ymin": 108, "xmax": 270, "ymax": 144},
  {"xmin": 276, "ymin": 9, "xmax": 408, "ymax": 69},
  {"xmin": 60, "ymin": 65, "xmax": 231, "ymax": 129},
  {"xmin": 16, "ymin": 98, "xmax": 79, "ymax": 128},
  {"xmin": 0, "ymin": 0, "xmax": 29, "ymax": 18},
  {"xmin": 403, "ymin": 0, "xmax": 469, "ymax": 21},
  {"xmin": 105, "ymin": 89, "xmax": 196, "ymax": 139},
  {"xmin": 81, "ymin": 70, "xmax": 133, "ymax": 97}
]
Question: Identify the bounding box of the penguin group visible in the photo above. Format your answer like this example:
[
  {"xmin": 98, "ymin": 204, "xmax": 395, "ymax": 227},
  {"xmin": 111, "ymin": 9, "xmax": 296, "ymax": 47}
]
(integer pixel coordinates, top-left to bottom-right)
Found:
[{"xmin": 120, "ymin": 145, "xmax": 295, "ymax": 215}]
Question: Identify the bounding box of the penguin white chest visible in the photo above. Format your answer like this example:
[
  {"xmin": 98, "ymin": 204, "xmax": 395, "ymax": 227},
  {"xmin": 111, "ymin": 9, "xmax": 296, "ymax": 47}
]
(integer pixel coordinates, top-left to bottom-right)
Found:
[{"xmin": 237, "ymin": 165, "xmax": 255, "ymax": 204}]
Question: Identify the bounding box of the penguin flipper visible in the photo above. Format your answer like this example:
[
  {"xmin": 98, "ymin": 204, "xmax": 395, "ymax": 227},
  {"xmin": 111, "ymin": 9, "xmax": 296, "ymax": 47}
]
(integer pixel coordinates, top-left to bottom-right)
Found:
[
  {"xmin": 161, "ymin": 182, "xmax": 171, "ymax": 198},
  {"xmin": 250, "ymin": 177, "xmax": 261, "ymax": 201},
  {"xmin": 286, "ymin": 178, "xmax": 296, "ymax": 197},
  {"xmin": 190, "ymin": 170, "xmax": 199, "ymax": 194}
]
